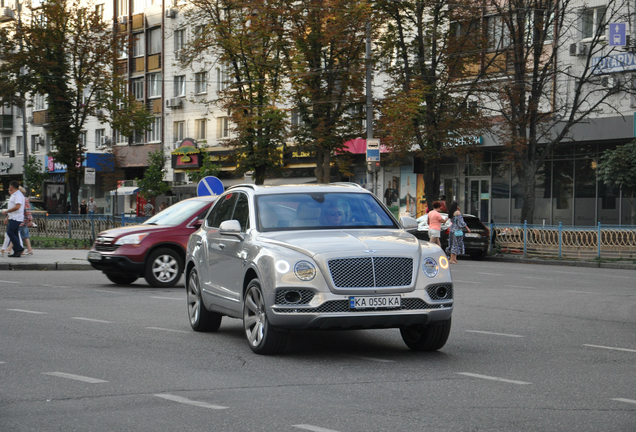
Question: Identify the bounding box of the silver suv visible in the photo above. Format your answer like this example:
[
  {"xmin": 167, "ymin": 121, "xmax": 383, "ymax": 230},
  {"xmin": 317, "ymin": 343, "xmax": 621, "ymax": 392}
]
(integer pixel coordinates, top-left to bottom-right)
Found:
[{"xmin": 185, "ymin": 184, "xmax": 454, "ymax": 354}]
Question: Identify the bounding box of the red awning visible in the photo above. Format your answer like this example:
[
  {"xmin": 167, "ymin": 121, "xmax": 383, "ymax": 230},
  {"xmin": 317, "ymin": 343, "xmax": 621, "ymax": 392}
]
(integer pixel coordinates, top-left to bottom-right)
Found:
[{"xmin": 339, "ymin": 138, "xmax": 390, "ymax": 155}]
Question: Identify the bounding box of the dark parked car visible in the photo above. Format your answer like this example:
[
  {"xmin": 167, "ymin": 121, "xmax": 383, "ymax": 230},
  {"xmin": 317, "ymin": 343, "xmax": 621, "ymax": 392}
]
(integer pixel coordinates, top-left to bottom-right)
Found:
[
  {"xmin": 88, "ymin": 196, "xmax": 217, "ymax": 287},
  {"xmin": 408, "ymin": 213, "xmax": 490, "ymax": 260}
]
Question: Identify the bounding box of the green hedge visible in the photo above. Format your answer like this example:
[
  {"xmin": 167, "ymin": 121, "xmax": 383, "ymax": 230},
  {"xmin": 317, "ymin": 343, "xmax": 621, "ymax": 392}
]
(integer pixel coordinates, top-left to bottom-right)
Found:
[{"xmin": 29, "ymin": 237, "xmax": 92, "ymax": 249}]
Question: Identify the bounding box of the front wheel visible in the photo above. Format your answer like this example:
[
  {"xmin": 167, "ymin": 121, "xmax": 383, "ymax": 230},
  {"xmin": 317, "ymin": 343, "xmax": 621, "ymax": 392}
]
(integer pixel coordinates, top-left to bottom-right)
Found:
[
  {"xmin": 105, "ymin": 273, "xmax": 138, "ymax": 285},
  {"xmin": 186, "ymin": 268, "xmax": 222, "ymax": 332},
  {"xmin": 400, "ymin": 318, "xmax": 451, "ymax": 352},
  {"xmin": 145, "ymin": 248, "xmax": 183, "ymax": 288},
  {"xmin": 243, "ymin": 279, "xmax": 287, "ymax": 355}
]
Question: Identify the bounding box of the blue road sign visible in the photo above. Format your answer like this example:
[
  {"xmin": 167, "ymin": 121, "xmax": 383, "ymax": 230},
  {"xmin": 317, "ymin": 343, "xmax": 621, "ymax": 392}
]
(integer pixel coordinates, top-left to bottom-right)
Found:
[
  {"xmin": 609, "ymin": 23, "xmax": 626, "ymax": 46},
  {"xmin": 197, "ymin": 176, "xmax": 225, "ymax": 196},
  {"xmin": 366, "ymin": 138, "xmax": 381, "ymax": 162}
]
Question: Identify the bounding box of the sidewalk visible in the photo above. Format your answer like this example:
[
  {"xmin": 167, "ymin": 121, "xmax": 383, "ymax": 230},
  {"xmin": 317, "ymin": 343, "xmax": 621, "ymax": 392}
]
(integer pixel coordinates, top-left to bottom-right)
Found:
[
  {"xmin": 0, "ymin": 249, "xmax": 93, "ymax": 271},
  {"xmin": 484, "ymin": 254, "xmax": 636, "ymax": 270}
]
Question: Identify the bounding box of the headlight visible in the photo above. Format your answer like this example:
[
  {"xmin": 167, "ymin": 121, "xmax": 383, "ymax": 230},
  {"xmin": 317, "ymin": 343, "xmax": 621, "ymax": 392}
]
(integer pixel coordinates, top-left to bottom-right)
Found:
[
  {"xmin": 294, "ymin": 261, "xmax": 316, "ymax": 281},
  {"xmin": 439, "ymin": 256, "xmax": 449, "ymax": 269},
  {"xmin": 114, "ymin": 233, "xmax": 149, "ymax": 245},
  {"xmin": 275, "ymin": 260, "xmax": 290, "ymax": 274},
  {"xmin": 422, "ymin": 257, "xmax": 439, "ymax": 278}
]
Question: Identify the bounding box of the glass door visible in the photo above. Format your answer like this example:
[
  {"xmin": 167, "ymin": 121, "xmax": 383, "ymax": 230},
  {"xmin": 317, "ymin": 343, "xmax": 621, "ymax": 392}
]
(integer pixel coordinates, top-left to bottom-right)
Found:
[{"xmin": 469, "ymin": 178, "xmax": 490, "ymax": 222}]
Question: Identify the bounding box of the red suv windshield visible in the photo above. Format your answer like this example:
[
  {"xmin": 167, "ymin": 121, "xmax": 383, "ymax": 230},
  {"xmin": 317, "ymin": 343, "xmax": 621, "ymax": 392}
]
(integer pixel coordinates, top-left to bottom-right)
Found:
[{"xmin": 144, "ymin": 200, "xmax": 210, "ymax": 226}]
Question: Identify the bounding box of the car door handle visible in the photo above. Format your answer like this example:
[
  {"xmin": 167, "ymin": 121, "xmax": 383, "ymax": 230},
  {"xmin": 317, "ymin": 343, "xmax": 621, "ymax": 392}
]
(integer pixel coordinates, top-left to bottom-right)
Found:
[
  {"xmin": 218, "ymin": 243, "xmax": 226, "ymax": 250},
  {"xmin": 196, "ymin": 240, "xmax": 202, "ymax": 245}
]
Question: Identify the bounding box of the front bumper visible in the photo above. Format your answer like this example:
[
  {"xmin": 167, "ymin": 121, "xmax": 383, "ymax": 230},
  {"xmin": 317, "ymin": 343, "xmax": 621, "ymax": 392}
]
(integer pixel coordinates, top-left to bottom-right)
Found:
[{"xmin": 88, "ymin": 253, "xmax": 145, "ymax": 275}]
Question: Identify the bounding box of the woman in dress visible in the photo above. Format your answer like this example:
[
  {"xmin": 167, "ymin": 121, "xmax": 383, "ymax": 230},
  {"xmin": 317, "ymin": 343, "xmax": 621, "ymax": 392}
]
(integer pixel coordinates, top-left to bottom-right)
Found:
[{"xmin": 446, "ymin": 201, "xmax": 470, "ymax": 264}]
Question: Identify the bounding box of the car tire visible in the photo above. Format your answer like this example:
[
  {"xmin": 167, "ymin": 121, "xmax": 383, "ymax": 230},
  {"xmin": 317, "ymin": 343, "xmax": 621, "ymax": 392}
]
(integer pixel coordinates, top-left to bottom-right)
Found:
[
  {"xmin": 186, "ymin": 267, "xmax": 222, "ymax": 332},
  {"xmin": 243, "ymin": 279, "xmax": 287, "ymax": 355},
  {"xmin": 144, "ymin": 248, "xmax": 183, "ymax": 288},
  {"xmin": 105, "ymin": 273, "xmax": 138, "ymax": 285},
  {"xmin": 400, "ymin": 318, "xmax": 451, "ymax": 352},
  {"xmin": 470, "ymin": 251, "xmax": 487, "ymax": 261}
]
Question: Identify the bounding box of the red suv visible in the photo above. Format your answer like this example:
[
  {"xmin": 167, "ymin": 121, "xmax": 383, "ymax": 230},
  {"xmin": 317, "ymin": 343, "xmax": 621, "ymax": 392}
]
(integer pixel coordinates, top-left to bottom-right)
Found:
[{"xmin": 88, "ymin": 196, "xmax": 217, "ymax": 287}]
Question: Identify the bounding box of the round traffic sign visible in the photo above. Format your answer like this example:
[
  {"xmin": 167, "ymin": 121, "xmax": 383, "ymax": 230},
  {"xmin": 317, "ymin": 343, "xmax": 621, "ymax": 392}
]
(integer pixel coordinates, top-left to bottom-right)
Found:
[{"xmin": 197, "ymin": 176, "xmax": 225, "ymax": 196}]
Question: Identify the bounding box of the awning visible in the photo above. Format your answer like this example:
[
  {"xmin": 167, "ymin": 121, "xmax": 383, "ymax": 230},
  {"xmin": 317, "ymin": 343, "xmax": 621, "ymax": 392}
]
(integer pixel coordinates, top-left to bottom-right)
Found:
[
  {"xmin": 338, "ymin": 138, "xmax": 390, "ymax": 155},
  {"xmin": 110, "ymin": 186, "xmax": 139, "ymax": 196}
]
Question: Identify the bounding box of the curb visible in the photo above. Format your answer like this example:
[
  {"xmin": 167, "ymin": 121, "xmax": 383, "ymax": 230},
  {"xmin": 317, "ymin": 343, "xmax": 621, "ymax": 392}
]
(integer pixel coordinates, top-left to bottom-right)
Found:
[
  {"xmin": 484, "ymin": 255, "xmax": 636, "ymax": 270},
  {"xmin": 0, "ymin": 263, "xmax": 94, "ymax": 271}
]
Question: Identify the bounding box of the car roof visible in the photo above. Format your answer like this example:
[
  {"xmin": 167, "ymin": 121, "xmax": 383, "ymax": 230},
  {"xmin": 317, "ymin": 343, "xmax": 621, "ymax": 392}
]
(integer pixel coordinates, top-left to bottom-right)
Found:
[{"xmin": 227, "ymin": 183, "xmax": 369, "ymax": 195}]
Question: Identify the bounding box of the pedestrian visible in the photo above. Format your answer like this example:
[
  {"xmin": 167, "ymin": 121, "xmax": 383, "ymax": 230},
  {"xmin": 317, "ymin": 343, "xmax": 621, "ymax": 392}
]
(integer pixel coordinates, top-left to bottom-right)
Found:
[
  {"xmin": 1, "ymin": 180, "xmax": 26, "ymax": 257},
  {"xmin": 144, "ymin": 200, "xmax": 154, "ymax": 217},
  {"xmin": 439, "ymin": 195, "xmax": 448, "ymax": 213},
  {"xmin": 384, "ymin": 181, "xmax": 392, "ymax": 206},
  {"xmin": 17, "ymin": 187, "xmax": 34, "ymax": 255},
  {"xmin": 87, "ymin": 197, "xmax": 97, "ymax": 214},
  {"xmin": 1, "ymin": 215, "xmax": 22, "ymax": 255},
  {"xmin": 159, "ymin": 202, "xmax": 168, "ymax": 212},
  {"xmin": 446, "ymin": 201, "xmax": 471, "ymax": 264},
  {"xmin": 427, "ymin": 201, "xmax": 448, "ymax": 248},
  {"xmin": 79, "ymin": 199, "xmax": 88, "ymax": 215}
]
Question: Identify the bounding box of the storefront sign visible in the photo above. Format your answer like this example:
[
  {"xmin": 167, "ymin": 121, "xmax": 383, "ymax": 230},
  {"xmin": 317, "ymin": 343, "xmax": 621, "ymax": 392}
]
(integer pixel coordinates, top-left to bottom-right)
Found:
[
  {"xmin": 0, "ymin": 161, "xmax": 13, "ymax": 173},
  {"xmin": 171, "ymin": 138, "xmax": 202, "ymax": 170},
  {"xmin": 591, "ymin": 52, "xmax": 636, "ymax": 74}
]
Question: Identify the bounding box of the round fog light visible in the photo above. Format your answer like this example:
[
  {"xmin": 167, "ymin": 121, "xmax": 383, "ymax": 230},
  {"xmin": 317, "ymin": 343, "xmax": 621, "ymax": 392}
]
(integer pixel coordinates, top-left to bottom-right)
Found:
[{"xmin": 436, "ymin": 286, "xmax": 448, "ymax": 298}]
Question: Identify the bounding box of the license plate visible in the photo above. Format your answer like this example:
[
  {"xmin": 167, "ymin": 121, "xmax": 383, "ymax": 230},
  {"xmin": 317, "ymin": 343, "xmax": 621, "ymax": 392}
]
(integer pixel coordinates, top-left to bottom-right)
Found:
[
  {"xmin": 88, "ymin": 251, "xmax": 102, "ymax": 260},
  {"xmin": 349, "ymin": 295, "xmax": 401, "ymax": 309},
  {"xmin": 465, "ymin": 233, "xmax": 481, "ymax": 238}
]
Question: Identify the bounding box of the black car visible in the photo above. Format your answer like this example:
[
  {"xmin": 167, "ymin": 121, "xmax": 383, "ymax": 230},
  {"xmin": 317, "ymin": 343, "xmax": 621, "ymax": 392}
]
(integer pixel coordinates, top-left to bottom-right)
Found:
[{"xmin": 408, "ymin": 213, "xmax": 490, "ymax": 260}]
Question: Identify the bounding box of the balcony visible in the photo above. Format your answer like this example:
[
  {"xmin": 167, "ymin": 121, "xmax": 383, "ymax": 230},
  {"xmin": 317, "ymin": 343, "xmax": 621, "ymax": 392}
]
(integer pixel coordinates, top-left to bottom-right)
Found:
[
  {"xmin": 0, "ymin": 7, "xmax": 15, "ymax": 22},
  {"xmin": 32, "ymin": 110, "xmax": 51, "ymax": 127},
  {"xmin": 148, "ymin": 54, "xmax": 161, "ymax": 71},
  {"xmin": 132, "ymin": 13, "xmax": 144, "ymax": 31},
  {"xmin": 132, "ymin": 57, "xmax": 145, "ymax": 74},
  {"xmin": 0, "ymin": 114, "xmax": 12, "ymax": 131}
]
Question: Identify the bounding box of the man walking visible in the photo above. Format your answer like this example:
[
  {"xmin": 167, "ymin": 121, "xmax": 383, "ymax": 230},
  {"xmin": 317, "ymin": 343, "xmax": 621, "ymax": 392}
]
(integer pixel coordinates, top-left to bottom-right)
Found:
[
  {"xmin": 2, "ymin": 181, "xmax": 25, "ymax": 257},
  {"xmin": 87, "ymin": 197, "xmax": 97, "ymax": 215}
]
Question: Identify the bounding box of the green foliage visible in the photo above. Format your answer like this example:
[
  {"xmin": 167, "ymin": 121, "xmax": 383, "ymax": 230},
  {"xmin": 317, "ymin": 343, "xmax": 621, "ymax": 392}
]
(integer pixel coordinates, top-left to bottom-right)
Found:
[
  {"xmin": 23, "ymin": 155, "xmax": 47, "ymax": 197},
  {"xmin": 598, "ymin": 141, "xmax": 636, "ymax": 194},
  {"xmin": 188, "ymin": 147, "xmax": 222, "ymax": 184},
  {"xmin": 136, "ymin": 150, "xmax": 170, "ymax": 199}
]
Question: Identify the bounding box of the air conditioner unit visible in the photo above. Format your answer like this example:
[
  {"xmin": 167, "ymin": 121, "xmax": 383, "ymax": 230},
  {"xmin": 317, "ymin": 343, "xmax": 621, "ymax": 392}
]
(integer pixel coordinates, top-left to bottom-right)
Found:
[
  {"xmin": 100, "ymin": 136, "xmax": 111, "ymax": 146},
  {"xmin": 577, "ymin": 43, "xmax": 588, "ymax": 57},
  {"xmin": 166, "ymin": 97, "xmax": 183, "ymax": 109},
  {"xmin": 34, "ymin": 136, "xmax": 43, "ymax": 145},
  {"xmin": 0, "ymin": 7, "xmax": 15, "ymax": 22},
  {"xmin": 118, "ymin": 15, "xmax": 127, "ymax": 24},
  {"xmin": 27, "ymin": 116, "xmax": 33, "ymax": 123},
  {"xmin": 96, "ymin": 109, "xmax": 106, "ymax": 117},
  {"xmin": 165, "ymin": 9, "xmax": 176, "ymax": 19}
]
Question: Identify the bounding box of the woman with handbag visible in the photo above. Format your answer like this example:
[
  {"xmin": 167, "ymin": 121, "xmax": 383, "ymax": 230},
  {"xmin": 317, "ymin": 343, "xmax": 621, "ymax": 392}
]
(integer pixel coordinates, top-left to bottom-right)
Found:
[{"xmin": 446, "ymin": 201, "xmax": 470, "ymax": 264}]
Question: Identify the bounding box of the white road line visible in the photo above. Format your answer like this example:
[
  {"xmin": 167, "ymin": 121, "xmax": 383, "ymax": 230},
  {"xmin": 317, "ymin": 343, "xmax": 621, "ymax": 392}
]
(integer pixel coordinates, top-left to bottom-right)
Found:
[
  {"xmin": 146, "ymin": 327, "xmax": 189, "ymax": 334},
  {"xmin": 523, "ymin": 276, "xmax": 551, "ymax": 280},
  {"xmin": 151, "ymin": 296, "xmax": 183, "ymax": 301},
  {"xmin": 154, "ymin": 394, "xmax": 228, "ymax": 409},
  {"xmin": 612, "ymin": 398, "xmax": 636, "ymax": 405},
  {"xmin": 583, "ymin": 344, "xmax": 636, "ymax": 353},
  {"xmin": 345, "ymin": 355, "xmax": 395, "ymax": 363},
  {"xmin": 453, "ymin": 280, "xmax": 480, "ymax": 284},
  {"xmin": 0, "ymin": 280, "xmax": 21, "ymax": 284},
  {"xmin": 94, "ymin": 289, "xmax": 121, "ymax": 294},
  {"xmin": 505, "ymin": 285, "xmax": 537, "ymax": 290},
  {"xmin": 565, "ymin": 290, "xmax": 598, "ymax": 295},
  {"xmin": 293, "ymin": 425, "xmax": 342, "ymax": 432},
  {"xmin": 457, "ymin": 372, "xmax": 531, "ymax": 385},
  {"xmin": 554, "ymin": 271, "xmax": 581, "ymax": 275},
  {"xmin": 43, "ymin": 372, "xmax": 108, "ymax": 384},
  {"xmin": 466, "ymin": 330, "xmax": 524, "ymax": 338},
  {"xmin": 7, "ymin": 309, "xmax": 47, "ymax": 315},
  {"xmin": 604, "ymin": 275, "xmax": 632, "ymax": 279},
  {"xmin": 476, "ymin": 272, "xmax": 503, "ymax": 276},
  {"xmin": 0, "ymin": 361, "xmax": 6, "ymax": 364},
  {"xmin": 72, "ymin": 317, "xmax": 113, "ymax": 324}
]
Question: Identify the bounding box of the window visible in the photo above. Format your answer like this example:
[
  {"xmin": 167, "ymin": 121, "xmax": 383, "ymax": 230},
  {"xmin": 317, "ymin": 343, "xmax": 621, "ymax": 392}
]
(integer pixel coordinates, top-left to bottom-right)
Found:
[
  {"xmin": 133, "ymin": 33, "xmax": 145, "ymax": 57},
  {"xmin": 45, "ymin": 133, "xmax": 52, "ymax": 152},
  {"xmin": 133, "ymin": 0, "xmax": 144, "ymax": 14},
  {"xmin": 148, "ymin": 28, "xmax": 162, "ymax": 55},
  {"xmin": 2, "ymin": 137, "xmax": 9, "ymax": 155},
  {"xmin": 216, "ymin": 65, "xmax": 229, "ymax": 92},
  {"xmin": 486, "ymin": 15, "xmax": 510, "ymax": 50},
  {"xmin": 173, "ymin": 121, "xmax": 185, "ymax": 145},
  {"xmin": 31, "ymin": 134, "xmax": 39, "ymax": 153},
  {"xmin": 95, "ymin": 4, "xmax": 104, "ymax": 22},
  {"xmin": 147, "ymin": 73, "xmax": 162, "ymax": 98},
  {"xmin": 148, "ymin": 117, "xmax": 161, "ymax": 142},
  {"xmin": 582, "ymin": 7, "xmax": 606, "ymax": 39},
  {"xmin": 195, "ymin": 72, "xmax": 207, "ymax": 94},
  {"xmin": 193, "ymin": 25, "xmax": 205, "ymax": 40},
  {"xmin": 95, "ymin": 129, "xmax": 105, "ymax": 147},
  {"xmin": 291, "ymin": 109, "xmax": 305, "ymax": 128},
  {"xmin": 133, "ymin": 129, "xmax": 145, "ymax": 144},
  {"xmin": 17, "ymin": 136, "xmax": 23, "ymax": 154},
  {"xmin": 206, "ymin": 193, "xmax": 237, "ymax": 228},
  {"xmin": 174, "ymin": 75, "xmax": 185, "ymax": 97},
  {"xmin": 216, "ymin": 117, "xmax": 229, "ymax": 139},
  {"xmin": 118, "ymin": 37, "xmax": 128, "ymax": 59},
  {"xmin": 132, "ymin": 77, "xmax": 144, "ymax": 100},
  {"xmin": 195, "ymin": 119, "xmax": 206, "ymax": 140},
  {"xmin": 33, "ymin": 94, "xmax": 46, "ymax": 111},
  {"xmin": 80, "ymin": 131, "xmax": 87, "ymax": 149},
  {"xmin": 233, "ymin": 193, "xmax": 250, "ymax": 232},
  {"xmin": 115, "ymin": 130, "xmax": 128, "ymax": 144},
  {"xmin": 174, "ymin": 29, "xmax": 185, "ymax": 52},
  {"xmin": 117, "ymin": 0, "xmax": 128, "ymax": 16}
]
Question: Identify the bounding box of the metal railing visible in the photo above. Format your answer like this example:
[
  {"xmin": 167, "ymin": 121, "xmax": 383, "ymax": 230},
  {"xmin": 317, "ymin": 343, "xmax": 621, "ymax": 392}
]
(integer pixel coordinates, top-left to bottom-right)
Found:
[{"xmin": 491, "ymin": 221, "xmax": 636, "ymax": 260}]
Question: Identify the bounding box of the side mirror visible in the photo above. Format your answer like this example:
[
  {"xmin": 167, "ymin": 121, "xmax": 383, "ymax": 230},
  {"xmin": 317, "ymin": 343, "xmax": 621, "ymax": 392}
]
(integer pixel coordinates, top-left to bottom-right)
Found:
[
  {"xmin": 400, "ymin": 216, "xmax": 418, "ymax": 230},
  {"xmin": 219, "ymin": 220, "xmax": 244, "ymax": 240}
]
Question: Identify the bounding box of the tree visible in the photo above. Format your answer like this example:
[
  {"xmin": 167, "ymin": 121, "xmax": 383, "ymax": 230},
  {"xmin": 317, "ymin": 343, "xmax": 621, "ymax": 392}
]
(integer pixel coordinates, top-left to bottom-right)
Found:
[
  {"xmin": 597, "ymin": 141, "xmax": 636, "ymax": 225},
  {"xmin": 136, "ymin": 149, "xmax": 170, "ymax": 200},
  {"xmin": 376, "ymin": 0, "xmax": 487, "ymax": 209},
  {"xmin": 188, "ymin": 147, "xmax": 221, "ymax": 184},
  {"xmin": 182, "ymin": 0, "xmax": 288, "ymax": 185},
  {"xmin": 0, "ymin": 0, "xmax": 153, "ymax": 213},
  {"xmin": 22, "ymin": 155, "xmax": 47, "ymax": 197},
  {"xmin": 479, "ymin": 0, "xmax": 632, "ymax": 223}
]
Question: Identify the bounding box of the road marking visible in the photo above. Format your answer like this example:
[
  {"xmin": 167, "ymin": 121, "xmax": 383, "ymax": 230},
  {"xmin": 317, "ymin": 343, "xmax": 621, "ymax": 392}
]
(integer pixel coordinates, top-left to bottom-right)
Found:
[
  {"xmin": 0, "ymin": 361, "xmax": 6, "ymax": 364},
  {"xmin": 146, "ymin": 327, "xmax": 189, "ymax": 334},
  {"xmin": 457, "ymin": 372, "xmax": 531, "ymax": 385},
  {"xmin": 293, "ymin": 425, "xmax": 342, "ymax": 432},
  {"xmin": 476, "ymin": 272, "xmax": 502, "ymax": 276},
  {"xmin": 43, "ymin": 372, "xmax": 108, "ymax": 383},
  {"xmin": 72, "ymin": 317, "xmax": 113, "ymax": 324},
  {"xmin": 453, "ymin": 280, "xmax": 479, "ymax": 284},
  {"xmin": 565, "ymin": 290, "xmax": 598, "ymax": 295},
  {"xmin": 154, "ymin": 394, "xmax": 228, "ymax": 409},
  {"xmin": 604, "ymin": 275, "xmax": 632, "ymax": 279},
  {"xmin": 505, "ymin": 285, "xmax": 537, "ymax": 290},
  {"xmin": 7, "ymin": 309, "xmax": 47, "ymax": 315},
  {"xmin": 151, "ymin": 296, "xmax": 182, "ymax": 301},
  {"xmin": 554, "ymin": 271, "xmax": 581, "ymax": 275},
  {"xmin": 583, "ymin": 344, "xmax": 636, "ymax": 353},
  {"xmin": 345, "ymin": 355, "xmax": 395, "ymax": 363},
  {"xmin": 612, "ymin": 398, "xmax": 636, "ymax": 405},
  {"xmin": 0, "ymin": 280, "xmax": 21, "ymax": 284},
  {"xmin": 466, "ymin": 330, "xmax": 524, "ymax": 338},
  {"xmin": 94, "ymin": 290, "xmax": 121, "ymax": 294},
  {"xmin": 523, "ymin": 276, "xmax": 551, "ymax": 280}
]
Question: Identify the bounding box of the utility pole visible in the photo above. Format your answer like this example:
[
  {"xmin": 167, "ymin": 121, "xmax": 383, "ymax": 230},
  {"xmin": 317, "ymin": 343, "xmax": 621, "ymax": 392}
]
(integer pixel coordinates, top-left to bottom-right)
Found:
[
  {"xmin": 17, "ymin": 0, "xmax": 28, "ymax": 193},
  {"xmin": 365, "ymin": 20, "xmax": 377, "ymax": 196}
]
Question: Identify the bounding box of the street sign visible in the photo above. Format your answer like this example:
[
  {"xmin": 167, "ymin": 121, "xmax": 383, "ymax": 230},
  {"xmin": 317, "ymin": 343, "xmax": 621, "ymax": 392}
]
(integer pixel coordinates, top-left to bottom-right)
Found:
[
  {"xmin": 366, "ymin": 138, "xmax": 380, "ymax": 162},
  {"xmin": 84, "ymin": 168, "xmax": 96, "ymax": 185},
  {"xmin": 197, "ymin": 176, "xmax": 224, "ymax": 196},
  {"xmin": 609, "ymin": 23, "xmax": 626, "ymax": 46}
]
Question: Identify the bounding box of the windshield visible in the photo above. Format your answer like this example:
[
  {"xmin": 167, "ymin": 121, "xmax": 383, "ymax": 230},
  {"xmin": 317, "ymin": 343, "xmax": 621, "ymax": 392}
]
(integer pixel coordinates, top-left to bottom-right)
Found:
[
  {"xmin": 143, "ymin": 199, "xmax": 210, "ymax": 227},
  {"xmin": 256, "ymin": 192, "xmax": 397, "ymax": 231}
]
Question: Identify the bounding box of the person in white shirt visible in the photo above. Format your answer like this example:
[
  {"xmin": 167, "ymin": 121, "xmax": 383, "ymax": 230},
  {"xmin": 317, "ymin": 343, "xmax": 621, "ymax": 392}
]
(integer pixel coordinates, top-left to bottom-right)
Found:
[{"xmin": 1, "ymin": 180, "xmax": 25, "ymax": 257}]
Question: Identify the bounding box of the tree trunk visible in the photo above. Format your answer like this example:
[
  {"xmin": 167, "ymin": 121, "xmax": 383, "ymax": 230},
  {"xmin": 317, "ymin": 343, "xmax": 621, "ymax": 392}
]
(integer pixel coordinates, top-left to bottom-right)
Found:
[
  {"xmin": 68, "ymin": 173, "xmax": 81, "ymax": 215},
  {"xmin": 518, "ymin": 161, "xmax": 537, "ymax": 224},
  {"xmin": 253, "ymin": 165, "xmax": 267, "ymax": 185},
  {"xmin": 422, "ymin": 158, "xmax": 441, "ymax": 211},
  {"xmin": 314, "ymin": 147, "xmax": 331, "ymax": 183}
]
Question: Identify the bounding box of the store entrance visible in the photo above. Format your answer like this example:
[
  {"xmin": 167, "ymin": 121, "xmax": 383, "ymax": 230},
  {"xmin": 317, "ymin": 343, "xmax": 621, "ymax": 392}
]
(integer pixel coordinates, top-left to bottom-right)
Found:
[{"xmin": 469, "ymin": 178, "xmax": 490, "ymax": 222}]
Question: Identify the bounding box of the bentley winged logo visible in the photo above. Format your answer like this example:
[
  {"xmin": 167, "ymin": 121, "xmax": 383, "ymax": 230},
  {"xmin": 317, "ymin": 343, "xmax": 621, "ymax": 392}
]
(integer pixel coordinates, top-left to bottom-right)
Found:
[{"xmin": 363, "ymin": 250, "xmax": 378, "ymax": 254}]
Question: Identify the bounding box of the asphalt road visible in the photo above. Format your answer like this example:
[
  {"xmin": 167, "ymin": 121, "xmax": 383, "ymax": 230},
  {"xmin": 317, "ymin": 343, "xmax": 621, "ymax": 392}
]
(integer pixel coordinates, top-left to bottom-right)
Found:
[{"xmin": 1, "ymin": 262, "xmax": 635, "ymax": 432}]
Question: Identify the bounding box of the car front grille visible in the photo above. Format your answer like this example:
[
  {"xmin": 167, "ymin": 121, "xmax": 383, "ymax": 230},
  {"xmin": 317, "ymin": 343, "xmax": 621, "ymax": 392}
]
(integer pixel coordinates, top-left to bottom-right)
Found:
[
  {"xmin": 274, "ymin": 298, "xmax": 451, "ymax": 314},
  {"xmin": 327, "ymin": 257, "xmax": 413, "ymax": 288},
  {"xmin": 94, "ymin": 236, "xmax": 119, "ymax": 252}
]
